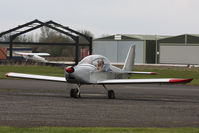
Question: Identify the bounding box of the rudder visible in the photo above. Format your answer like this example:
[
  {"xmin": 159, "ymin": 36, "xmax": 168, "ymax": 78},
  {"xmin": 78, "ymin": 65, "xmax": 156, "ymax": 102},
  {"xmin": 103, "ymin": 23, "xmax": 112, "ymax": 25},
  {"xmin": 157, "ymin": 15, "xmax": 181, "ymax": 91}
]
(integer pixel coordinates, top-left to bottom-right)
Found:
[{"xmin": 122, "ymin": 45, "xmax": 135, "ymax": 71}]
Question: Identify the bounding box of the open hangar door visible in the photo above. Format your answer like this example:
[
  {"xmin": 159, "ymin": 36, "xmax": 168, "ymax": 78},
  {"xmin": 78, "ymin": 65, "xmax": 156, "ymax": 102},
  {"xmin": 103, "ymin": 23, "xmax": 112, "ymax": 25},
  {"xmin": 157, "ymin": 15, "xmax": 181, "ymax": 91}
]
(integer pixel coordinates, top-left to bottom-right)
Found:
[{"xmin": 160, "ymin": 44, "xmax": 199, "ymax": 64}]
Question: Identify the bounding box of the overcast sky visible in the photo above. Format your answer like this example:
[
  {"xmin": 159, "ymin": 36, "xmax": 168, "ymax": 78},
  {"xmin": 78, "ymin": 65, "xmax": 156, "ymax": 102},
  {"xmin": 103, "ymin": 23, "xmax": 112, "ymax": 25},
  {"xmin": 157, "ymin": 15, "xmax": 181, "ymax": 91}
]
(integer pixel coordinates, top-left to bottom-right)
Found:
[{"xmin": 0, "ymin": 0, "xmax": 198, "ymax": 38}]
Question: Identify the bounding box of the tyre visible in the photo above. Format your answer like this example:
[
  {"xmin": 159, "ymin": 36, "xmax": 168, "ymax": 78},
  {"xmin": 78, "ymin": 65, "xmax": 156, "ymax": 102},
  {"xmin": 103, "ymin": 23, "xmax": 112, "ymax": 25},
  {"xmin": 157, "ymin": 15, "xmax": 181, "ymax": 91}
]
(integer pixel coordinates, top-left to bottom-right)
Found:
[
  {"xmin": 108, "ymin": 90, "xmax": 115, "ymax": 99},
  {"xmin": 73, "ymin": 88, "xmax": 80, "ymax": 98},
  {"xmin": 70, "ymin": 88, "xmax": 75, "ymax": 98}
]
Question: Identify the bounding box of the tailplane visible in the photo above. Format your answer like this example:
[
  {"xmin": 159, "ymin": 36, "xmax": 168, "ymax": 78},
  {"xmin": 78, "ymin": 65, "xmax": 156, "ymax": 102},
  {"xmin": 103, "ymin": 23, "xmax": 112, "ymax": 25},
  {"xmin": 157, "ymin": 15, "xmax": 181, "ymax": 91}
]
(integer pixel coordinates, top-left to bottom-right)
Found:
[{"xmin": 122, "ymin": 45, "xmax": 135, "ymax": 71}]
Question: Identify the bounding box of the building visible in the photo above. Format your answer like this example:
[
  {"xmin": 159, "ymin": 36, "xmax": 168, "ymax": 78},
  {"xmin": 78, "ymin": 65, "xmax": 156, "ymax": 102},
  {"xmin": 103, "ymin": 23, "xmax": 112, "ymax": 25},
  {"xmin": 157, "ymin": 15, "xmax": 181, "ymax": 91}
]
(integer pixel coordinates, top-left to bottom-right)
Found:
[
  {"xmin": 94, "ymin": 34, "xmax": 169, "ymax": 64},
  {"xmin": 158, "ymin": 34, "xmax": 199, "ymax": 64}
]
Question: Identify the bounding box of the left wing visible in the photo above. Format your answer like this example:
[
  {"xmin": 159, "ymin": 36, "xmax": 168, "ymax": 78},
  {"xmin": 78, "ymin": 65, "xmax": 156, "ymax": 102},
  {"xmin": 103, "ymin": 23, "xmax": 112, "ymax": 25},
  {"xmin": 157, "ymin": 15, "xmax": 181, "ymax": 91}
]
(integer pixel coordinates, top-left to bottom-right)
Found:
[
  {"xmin": 98, "ymin": 78, "xmax": 193, "ymax": 84},
  {"xmin": 5, "ymin": 72, "xmax": 66, "ymax": 82}
]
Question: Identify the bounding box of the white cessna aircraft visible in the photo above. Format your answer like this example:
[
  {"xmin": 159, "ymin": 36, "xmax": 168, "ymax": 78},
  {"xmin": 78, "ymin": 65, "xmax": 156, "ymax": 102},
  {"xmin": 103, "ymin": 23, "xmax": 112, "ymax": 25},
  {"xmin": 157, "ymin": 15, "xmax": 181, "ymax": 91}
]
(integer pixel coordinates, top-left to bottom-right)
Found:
[
  {"xmin": 6, "ymin": 46, "xmax": 193, "ymax": 99},
  {"xmin": 15, "ymin": 52, "xmax": 50, "ymax": 62}
]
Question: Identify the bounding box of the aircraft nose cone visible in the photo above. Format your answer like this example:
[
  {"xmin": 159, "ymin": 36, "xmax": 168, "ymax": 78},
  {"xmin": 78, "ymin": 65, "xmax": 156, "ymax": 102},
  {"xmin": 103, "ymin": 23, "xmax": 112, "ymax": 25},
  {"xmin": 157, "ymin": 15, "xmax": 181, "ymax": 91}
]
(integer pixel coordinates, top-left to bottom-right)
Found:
[{"xmin": 66, "ymin": 66, "xmax": 74, "ymax": 73}]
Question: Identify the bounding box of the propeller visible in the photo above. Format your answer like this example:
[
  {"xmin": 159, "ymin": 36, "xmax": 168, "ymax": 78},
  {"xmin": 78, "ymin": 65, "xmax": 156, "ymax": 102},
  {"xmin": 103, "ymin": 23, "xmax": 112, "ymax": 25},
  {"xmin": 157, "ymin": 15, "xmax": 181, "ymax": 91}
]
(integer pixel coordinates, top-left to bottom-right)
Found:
[{"xmin": 65, "ymin": 66, "xmax": 74, "ymax": 73}]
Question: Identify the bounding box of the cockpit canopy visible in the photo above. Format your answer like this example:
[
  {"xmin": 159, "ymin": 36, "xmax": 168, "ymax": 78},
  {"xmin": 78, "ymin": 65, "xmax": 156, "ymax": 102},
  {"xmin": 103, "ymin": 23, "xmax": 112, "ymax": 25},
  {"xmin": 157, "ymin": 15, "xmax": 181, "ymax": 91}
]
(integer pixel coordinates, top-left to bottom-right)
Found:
[
  {"xmin": 79, "ymin": 55, "xmax": 111, "ymax": 72},
  {"xmin": 79, "ymin": 55, "xmax": 110, "ymax": 65}
]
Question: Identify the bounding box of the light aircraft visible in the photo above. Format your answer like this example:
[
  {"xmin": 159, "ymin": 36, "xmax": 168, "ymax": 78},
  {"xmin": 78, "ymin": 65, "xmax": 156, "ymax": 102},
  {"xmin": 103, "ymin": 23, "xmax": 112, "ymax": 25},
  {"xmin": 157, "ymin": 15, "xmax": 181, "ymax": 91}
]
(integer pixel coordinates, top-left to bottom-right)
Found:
[
  {"xmin": 15, "ymin": 52, "xmax": 50, "ymax": 62},
  {"xmin": 6, "ymin": 46, "xmax": 193, "ymax": 99}
]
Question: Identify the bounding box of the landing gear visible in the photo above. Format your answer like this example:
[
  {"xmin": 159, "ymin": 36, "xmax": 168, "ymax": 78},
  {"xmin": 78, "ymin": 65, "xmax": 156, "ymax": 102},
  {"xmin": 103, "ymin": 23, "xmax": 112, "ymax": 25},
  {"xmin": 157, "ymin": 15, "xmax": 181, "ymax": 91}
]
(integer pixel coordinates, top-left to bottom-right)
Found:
[
  {"xmin": 69, "ymin": 84, "xmax": 115, "ymax": 99},
  {"xmin": 108, "ymin": 90, "xmax": 115, "ymax": 99},
  {"xmin": 103, "ymin": 84, "xmax": 115, "ymax": 99},
  {"xmin": 70, "ymin": 85, "xmax": 81, "ymax": 98}
]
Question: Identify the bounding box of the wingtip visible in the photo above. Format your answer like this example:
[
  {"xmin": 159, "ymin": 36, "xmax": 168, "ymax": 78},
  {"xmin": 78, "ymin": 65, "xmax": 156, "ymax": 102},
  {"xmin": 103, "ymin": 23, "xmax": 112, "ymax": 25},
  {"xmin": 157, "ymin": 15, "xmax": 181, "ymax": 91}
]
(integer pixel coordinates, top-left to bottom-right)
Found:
[
  {"xmin": 151, "ymin": 72, "xmax": 159, "ymax": 75},
  {"xmin": 169, "ymin": 78, "xmax": 193, "ymax": 83}
]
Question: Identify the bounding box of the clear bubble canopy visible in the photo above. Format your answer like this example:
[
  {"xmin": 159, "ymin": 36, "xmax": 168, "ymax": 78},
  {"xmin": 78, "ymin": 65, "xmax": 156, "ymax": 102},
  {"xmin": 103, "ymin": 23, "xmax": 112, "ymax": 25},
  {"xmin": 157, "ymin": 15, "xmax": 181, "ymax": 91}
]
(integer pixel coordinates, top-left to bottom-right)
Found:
[{"xmin": 78, "ymin": 55, "xmax": 111, "ymax": 72}]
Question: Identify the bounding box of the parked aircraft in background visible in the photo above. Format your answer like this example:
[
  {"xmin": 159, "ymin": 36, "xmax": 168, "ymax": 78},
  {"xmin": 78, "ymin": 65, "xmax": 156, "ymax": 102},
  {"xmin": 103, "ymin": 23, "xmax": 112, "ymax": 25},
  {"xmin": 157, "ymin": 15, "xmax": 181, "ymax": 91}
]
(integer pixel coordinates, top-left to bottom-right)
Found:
[
  {"xmin": 15, "ymin": 52, "xmax": 50, "ymax": 62},
  {"xmin": 7, "ymin": 46, "xmax": 193, "ymax": 99}
]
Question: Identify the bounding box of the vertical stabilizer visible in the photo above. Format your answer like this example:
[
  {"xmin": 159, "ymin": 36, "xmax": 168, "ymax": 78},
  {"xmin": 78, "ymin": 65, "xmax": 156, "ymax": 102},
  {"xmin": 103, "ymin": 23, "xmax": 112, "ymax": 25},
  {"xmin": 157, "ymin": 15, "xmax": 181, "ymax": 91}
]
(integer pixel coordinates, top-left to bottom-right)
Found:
[{"xmin": 122, "ymin": 45, "xmax": 135, "ymax": 71}]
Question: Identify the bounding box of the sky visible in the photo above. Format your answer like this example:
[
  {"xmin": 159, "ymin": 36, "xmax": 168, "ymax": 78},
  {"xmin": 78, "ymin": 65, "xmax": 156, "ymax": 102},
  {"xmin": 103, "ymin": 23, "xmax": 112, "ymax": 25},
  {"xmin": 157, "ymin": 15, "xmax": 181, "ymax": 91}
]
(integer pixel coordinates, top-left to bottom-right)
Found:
[{"xmin": 0, "ymin": 0, "xmax": 199, "ymax": 38}]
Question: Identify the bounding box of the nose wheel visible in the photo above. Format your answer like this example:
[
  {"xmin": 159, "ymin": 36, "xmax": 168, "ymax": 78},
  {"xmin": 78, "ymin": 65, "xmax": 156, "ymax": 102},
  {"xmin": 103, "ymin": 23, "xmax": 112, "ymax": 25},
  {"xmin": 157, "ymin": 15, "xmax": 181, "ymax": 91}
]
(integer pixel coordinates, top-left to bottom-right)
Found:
[{"xmin": 70, "ymin": 86, "xmax": 81, "ymax": 98}]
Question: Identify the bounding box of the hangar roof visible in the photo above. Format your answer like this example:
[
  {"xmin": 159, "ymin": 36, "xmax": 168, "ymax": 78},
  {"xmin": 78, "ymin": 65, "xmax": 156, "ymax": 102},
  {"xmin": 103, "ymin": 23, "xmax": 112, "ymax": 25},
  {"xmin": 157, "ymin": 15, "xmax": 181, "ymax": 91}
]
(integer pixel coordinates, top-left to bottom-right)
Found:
[
  {"xmin": 95, "ymin": 34, "xmax": 170, "ymax": 41},
  {"xmin": 158, "ymin": 34, "xmax": 199, "ymax": 44},
  {"xmin": 123, "ymin": 34, "xmax": 169, "ymax": 40}
]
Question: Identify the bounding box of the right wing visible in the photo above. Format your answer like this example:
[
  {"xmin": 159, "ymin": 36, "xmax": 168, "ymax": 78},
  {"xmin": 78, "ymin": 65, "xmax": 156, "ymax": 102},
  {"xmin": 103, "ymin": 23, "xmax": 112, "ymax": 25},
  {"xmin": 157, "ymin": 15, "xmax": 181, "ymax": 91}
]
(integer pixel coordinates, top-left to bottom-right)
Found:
[
  {"xmin": 98, "ymin": 78, "xmax": 193, "ymax": 84},
  {"xmin": 5, "ymin": 72, "xmax": 66, "ymax": 82}
]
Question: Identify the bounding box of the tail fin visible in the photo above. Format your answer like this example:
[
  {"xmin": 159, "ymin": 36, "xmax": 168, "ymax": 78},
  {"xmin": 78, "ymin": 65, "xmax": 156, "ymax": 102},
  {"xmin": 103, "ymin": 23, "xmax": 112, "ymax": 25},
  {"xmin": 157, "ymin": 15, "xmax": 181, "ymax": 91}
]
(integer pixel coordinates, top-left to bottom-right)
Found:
[{"xmin": 122, "ymin": 45, "xmax": 135, "ymax": 71}]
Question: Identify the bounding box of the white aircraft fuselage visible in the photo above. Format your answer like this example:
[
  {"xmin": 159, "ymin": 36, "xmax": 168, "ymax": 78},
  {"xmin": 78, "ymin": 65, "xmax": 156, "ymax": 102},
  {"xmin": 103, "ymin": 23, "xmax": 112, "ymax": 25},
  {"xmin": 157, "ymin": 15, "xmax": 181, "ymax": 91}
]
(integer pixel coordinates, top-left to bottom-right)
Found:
[
  {"xmin": 15, "ymin": 52, "xmax": 49, "ymax": 62},
  {"xmin": 65, "ymin": 55, "xmax": 129, "ymax": 84},
  {"xmin": 23, "ymin": 54, "xmax": 47, "ymax": 62}
]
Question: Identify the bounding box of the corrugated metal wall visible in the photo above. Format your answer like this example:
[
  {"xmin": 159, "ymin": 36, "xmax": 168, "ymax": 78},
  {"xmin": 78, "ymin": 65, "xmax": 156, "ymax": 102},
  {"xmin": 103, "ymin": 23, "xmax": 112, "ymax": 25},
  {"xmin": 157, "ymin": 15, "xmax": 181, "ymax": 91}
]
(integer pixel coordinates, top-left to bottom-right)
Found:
[
  {"xmin": 93, "ymin": 41, "xmax": 144, "ymax": 63},
  {"xmin": 158, "ymin": 34, "xmax": 199, "ymax": 64},
  {"xmin": 93, "ymin": 41, "xmax": 118, "ymax": 62},
  {"xmin": 160, "ymin": 44, "xmax": 199, "ymax": 64}
]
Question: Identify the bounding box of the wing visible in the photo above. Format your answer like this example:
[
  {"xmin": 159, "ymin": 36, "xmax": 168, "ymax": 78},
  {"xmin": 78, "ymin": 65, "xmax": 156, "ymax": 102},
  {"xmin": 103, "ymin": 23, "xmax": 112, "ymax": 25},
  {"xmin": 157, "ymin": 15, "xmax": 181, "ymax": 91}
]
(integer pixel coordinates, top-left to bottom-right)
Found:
[
  {"xmin": 97, "ymin": 78, "xmax": 193, "ymax": 84},
  {"xmin": 5, "ymin": 72, "xmax": 66, "ymax": 82},
  {"xmin": 15, "ymin": 52, "xmax": 50, "ymax": 56},
  {"xmin": 33, "ymin": 53, "xmax": 50, "ymax": 56}
]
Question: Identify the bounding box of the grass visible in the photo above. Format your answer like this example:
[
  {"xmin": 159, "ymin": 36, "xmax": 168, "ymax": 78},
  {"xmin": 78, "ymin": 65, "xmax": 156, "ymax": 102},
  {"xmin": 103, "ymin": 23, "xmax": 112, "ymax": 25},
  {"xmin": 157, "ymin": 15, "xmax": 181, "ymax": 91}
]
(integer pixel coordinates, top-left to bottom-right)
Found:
[
  {"xmin": 0, "ymin": 64, "xmax": 64, "ymax": 78},
  {"xmin": 0, "ymin": 64, "xmax": 198, "ymax": 85},
  {"xmin": 0, "ymin": 127, "xmax": 199, "ymax": 133}
]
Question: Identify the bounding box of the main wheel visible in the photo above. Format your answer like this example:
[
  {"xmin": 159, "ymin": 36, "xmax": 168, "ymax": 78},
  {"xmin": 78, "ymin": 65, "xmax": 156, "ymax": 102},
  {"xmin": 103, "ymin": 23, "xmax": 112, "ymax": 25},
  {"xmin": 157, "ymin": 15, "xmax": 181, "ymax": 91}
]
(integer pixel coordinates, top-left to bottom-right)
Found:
[
  {"xmin": 70, "ymin": 88, "xmax": 75, "ymax": 98},
  {"xmin": 73, "ymin": 88, "xmax": 80, "ymax": 98},
  {"xmin": 108, "ymin": 90, "xmax": 115, "ymax": 99}
]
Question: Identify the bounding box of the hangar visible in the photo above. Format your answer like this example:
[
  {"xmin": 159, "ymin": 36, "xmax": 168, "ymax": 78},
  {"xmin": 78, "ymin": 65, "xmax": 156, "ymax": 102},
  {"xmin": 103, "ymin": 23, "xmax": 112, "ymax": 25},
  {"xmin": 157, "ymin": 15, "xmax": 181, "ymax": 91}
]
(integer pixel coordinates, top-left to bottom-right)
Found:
[
  {"xmin": 0, "ymin": 19, "xmax": 92, "ymax": 65},
  {"xmin": 158, "ymin": 34, "xmax": 199, "ymax": 64},
  {"xmin": 93, "ymin": 34, "xmax": 168, "ymax": 64}
]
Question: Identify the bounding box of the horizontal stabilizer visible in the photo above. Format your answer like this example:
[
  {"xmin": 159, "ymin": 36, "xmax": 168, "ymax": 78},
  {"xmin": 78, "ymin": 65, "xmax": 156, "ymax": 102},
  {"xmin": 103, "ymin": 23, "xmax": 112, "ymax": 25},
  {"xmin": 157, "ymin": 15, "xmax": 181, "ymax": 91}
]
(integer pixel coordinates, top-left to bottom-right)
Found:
[
  {"xmin": 5, "ymin": 72, "xmax": 65, "ymax": 82},
  {"xmin": 124, "ymin": 71, "xmax": 159, "ymax": 75}
]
